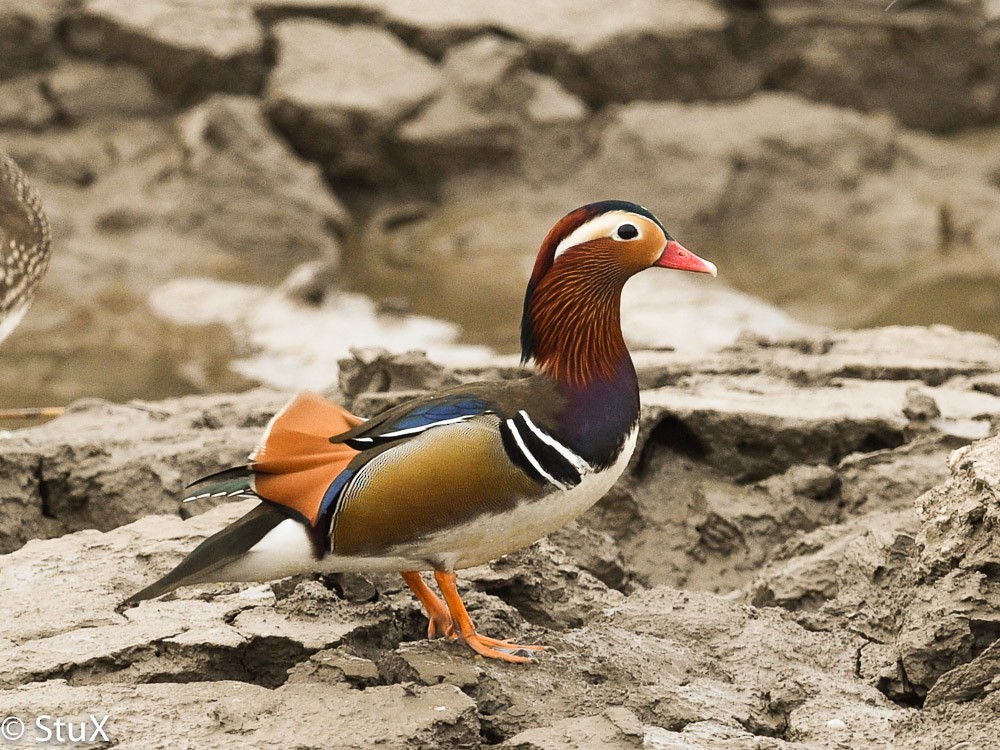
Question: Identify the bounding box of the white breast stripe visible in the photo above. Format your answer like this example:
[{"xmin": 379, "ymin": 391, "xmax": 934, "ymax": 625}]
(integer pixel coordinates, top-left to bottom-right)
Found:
[
  {"xmin": 516, "ymin": 410, "xmax": 591, "ymax": 474},
  {"xmin": 505, "ymin": 418, "xmax": 568, "ymax": 490}
]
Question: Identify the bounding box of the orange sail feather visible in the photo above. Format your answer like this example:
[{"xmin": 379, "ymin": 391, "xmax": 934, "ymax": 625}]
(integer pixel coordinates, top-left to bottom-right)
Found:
[{"xmin": 251, "ymin": 392, "xmax": 363, "ymax": 526}]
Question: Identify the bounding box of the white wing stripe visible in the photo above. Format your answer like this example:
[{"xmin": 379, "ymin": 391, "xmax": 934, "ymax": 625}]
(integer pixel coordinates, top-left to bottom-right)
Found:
[{"xmin": 376, "ymin": 414, "xmax": 477, "ymax": 439}]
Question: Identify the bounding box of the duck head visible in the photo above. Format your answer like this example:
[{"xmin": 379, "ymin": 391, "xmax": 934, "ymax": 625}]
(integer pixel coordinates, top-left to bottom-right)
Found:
[{"xmin": 521, "ymin": 200, "xmax": 716, "ymax": 386}]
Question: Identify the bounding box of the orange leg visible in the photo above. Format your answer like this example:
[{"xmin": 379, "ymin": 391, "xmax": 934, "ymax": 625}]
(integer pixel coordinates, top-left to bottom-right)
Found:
[
  {"xmin": 401, "ymin": 571, "xmax": 454, "ymax": 639},
  {"xmin": 433, "ymin": 570, "xmax": 542, "ymax": 663}
]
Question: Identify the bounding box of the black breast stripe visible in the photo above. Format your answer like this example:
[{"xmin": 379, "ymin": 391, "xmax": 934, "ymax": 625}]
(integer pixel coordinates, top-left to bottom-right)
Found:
[{"xmin": 499, "ymin": 412, "xmax": 586, "ymax": 489}]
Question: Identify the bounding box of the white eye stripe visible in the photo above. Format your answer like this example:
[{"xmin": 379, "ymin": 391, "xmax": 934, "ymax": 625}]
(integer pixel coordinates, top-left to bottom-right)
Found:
[{"xmin": 552, "ymin": 210, "xmax": 647, "ymax": 260}]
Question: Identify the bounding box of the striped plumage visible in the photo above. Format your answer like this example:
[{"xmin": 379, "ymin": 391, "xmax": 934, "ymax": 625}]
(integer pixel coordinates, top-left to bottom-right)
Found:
[
  {"xmin": 0, "ymin": 152, "xmax": 50, "ymax": 344},
  {"xmin": 128, "ymin": 200, "xmax": 717, "ymax": 662}
]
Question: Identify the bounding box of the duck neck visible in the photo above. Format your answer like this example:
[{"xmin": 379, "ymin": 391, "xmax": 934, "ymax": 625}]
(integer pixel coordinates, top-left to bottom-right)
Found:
[{"xmin": 521, "ymin": 261, "xmax": 639, "ymax": 466}]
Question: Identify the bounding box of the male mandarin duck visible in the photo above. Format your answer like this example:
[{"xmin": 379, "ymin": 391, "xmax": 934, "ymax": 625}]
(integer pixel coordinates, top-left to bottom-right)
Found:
[
  {"xmin": 0, "ymin": 152, "xmax": 50, "ymax": 345},
  {"xmin": 127, "ymin": 201, "xmax": 717, "ymax": 662}
]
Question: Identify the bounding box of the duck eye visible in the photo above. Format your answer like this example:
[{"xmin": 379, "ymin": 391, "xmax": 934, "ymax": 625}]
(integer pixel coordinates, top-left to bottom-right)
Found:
[{"xmin": 615, "ymin": 223, "xmax": 638, "ymax": 240}]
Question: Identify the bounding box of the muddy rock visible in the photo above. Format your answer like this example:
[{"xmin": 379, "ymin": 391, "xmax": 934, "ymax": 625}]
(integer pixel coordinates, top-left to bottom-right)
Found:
[
  {"xmin": 0, "ymin": 89, "xmax": 351, "ymax": 406},
  {"xmin": 1, "ymin": 679, "xmax": 480, "ymax": 750},
  {"xmin": 155, "ymin": 94, "xmax": 349, "ymax": 261},
  {"xmin": 764, "ymin": 0, "xmax": 1000, "ymax": 131},
  {"xmin": 0, "ymin": 73, "xmax": 57, "ymax": 130},
  {"xmin": 337, "ymin": 347, "xmax": 460, "ymax": 405},
  {"xmin": 266, "ymin": 19, "xmax": 443, "ymax": 183},
  {"xmin": 254, "ymin": 0, "xmax": 757, "ymax": 105},
  {"xmin": 3, "ymin": 324, "xmax": 1000, "ymax": 745},
  {"xmin": 44, "ymin": 61, "xmax": 167, "ymax": 124},
  {"xmin": 748, "ymin": 432, "xmax": 1000, "ymax": 707},
  {"xmin": 0, "ymin": 508, "xmax": 902, "ymax": 748},
  {"xmin": 0, "ymin": 0, "xmax": 62, "ymax": 76},
  {"xmin": 0, "ymin": 391, "xmax": 286, "ymax": 553},
  {"xmin": 639, "ymin": 375, "xmax": 1000, "ymax": 481},
  {"xmin": 65, "ymin": 0, "xmax": 268, "ymax": 102},
  {"xmin": 394, "ymin": 35, "xmax": 590, "ymax": 182}
]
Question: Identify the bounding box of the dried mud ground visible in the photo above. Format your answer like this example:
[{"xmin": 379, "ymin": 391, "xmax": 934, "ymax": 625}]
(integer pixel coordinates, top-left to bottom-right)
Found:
[{"xmin": 2, "ymin": 326, "xmax": 1000, "ymax": 749}]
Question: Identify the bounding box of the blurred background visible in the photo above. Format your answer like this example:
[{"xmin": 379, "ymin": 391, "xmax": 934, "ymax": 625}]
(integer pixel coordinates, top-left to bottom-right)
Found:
[{"xmin": 2, "ymin": 0, "xmax": 1000, "ymax": 412}]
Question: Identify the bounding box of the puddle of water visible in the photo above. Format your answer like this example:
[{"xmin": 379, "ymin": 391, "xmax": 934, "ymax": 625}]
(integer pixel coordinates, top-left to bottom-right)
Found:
[{"xmin": 149, "ymin": 277, "xmax": 494, "ymax": 392}]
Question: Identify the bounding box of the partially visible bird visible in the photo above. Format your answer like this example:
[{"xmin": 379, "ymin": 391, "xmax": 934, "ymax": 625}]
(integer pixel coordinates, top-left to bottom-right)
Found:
[
  {"xmin": 0, "ymin": 152, "xmax": 50, "ymax": 345},
  {"xmin": 127, "ymin": 200, "xmax": 717, "ymax": 662}
]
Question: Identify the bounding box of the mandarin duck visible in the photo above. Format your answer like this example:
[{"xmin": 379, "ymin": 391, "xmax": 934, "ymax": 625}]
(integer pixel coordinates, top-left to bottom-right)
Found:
[
  {"xmin": 0, "ymin": 152, "xmax": 50, "ymax": 344},
  {"xmin": 127, "ymin": 201, "xmax": 717, "ymax": 662}
]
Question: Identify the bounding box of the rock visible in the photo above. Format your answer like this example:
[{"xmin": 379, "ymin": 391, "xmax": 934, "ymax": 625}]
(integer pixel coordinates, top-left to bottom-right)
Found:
[
  {"xmin": 503, "ymin": 709, "xmax": 644, "ymax": 749},
  {"xmin": 880, "ymin": 436, "xmax": 1000, "ymax": 699},
  {"xmin": 749, "ymin": 431, "xmax": 1000, "ymax": 705},
  {"xmin": 522, "ymin": 71, "xmax": 589, "ymax": 131},
  {"xmin": 395, "ymin": 90, "xmax": 520, "ymax": 178},
  {"xmin": 466, "ymin": 537, "xmax": 625, "ymax": 631},
  {"xmin": 0, "ymin": 0, "xmax": 61, "ymax": 76},
  {"xmin": 378, "ymin": 641, "xmax": 481, "ymax": 690},
  {"xmin": 285, "ymin": 647, "xmax": 381, "ymax": 688},
  {"xmin": 1, "ymin": 502, "xmax": 906, "ymax": 747},
  {"xmin": 394, "ymin": 35, "xmax": 590, "ymax": 182},
  {"xmin": 786, "ymin": 464, "xmax": 840, "ymax": 500},
  {"xmin": 2, "ymin": 324, "xmax": 1000, "ymax": 745},
  {"xmin": 539, "ymin": 0, "xmax": 760, "ymax": 105},
  {"xmin": 642, "ymin": 376, "xmax": 952, "ymax": 481},
  {"xmin": 1, "ymin": 117, "xmax": 171, "ymax": 187},
  {"xmin": 836, "ymin": 436, "xmax": 955, "ymax": 515},
  {"xmin": 337, "ymin": 347, "xmax": 459, "ymax": 403},
  {"xmin": 903, "ymin": 386, "xmax": 942, "ymax": 424},
  {"xmin": 924, "ymin": 639, "xmax": 1000, "ymax": 706},
  {"xmin": 442, "ymin": 35, "xmax": 529, "ymax": 110},
  {"xmin": 266, "ymin": 20, "xmax": 443, "ymax": 183},
  {"xmin": 0, "ymin": 680, "xmax": 480, "ymax": 749},
  {"xmin": 279, "ymin": 259, "xmax": 339, "ymax": 306},
  {"xmin": 0, "ymin": 73, "xmax": 57, "ymax": 130},
  {"xmin": 633, "ymin": 325, "xmax": 1000, "ymax": 390},
  {"xmin": 44, "ymin": 61, "xmax": 167, "ymax": 123},
  {"xmin": 254, "ymin": 0, "xmax": 759, "ymax": 104},
  {"xmin": 749, "ymin": 508, "xmax": 919, "ymax": 616},
  {"xmin": 393, "ymin": 36, "xmax": 527, "ymax": 179},
  {"xmin": 152, "ymin": 94, "xmax": 348, "ymax": 260},
  {"xmin": 0, "ymin": 392, "xmax": 285, "ymax": 553},
  {"xmin": 65, "ymin": 0, "xmax": 268, "ymax": 102},
  {"xmin": 765, "ymin": 1, "xmax": 1000, "ymax": 131},
  {"xmin": 549, "ymin": 520, "xmax": 632, "ymax": 591},
  {"xmin": 73, "ymin": 94, "xmax": 347, "ymax": 277}
]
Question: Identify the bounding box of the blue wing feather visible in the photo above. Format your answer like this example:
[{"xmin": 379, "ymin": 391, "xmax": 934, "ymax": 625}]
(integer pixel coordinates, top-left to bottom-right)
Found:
[
  {"xmin": 386, "ymin": 397, "xmax": 488, "ymax": 432},
  {"xmin": 343, "ymin": 396, "xmax": 490, "ymax": 449}
]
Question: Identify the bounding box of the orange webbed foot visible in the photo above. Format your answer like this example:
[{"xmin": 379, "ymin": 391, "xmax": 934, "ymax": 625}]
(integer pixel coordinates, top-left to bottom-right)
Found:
[
  {"xmin": 461, "ymin": 633, "xmax": 542, "ymax": 663},
  {"xmin": 434, "ymin": 570, "xmax": 542, "ymax": 664}
]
